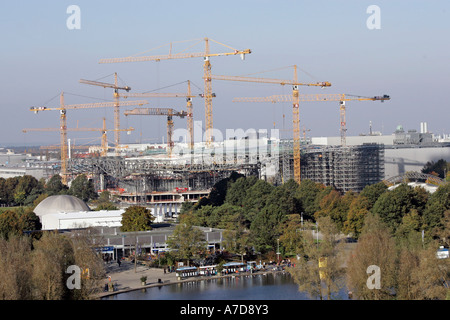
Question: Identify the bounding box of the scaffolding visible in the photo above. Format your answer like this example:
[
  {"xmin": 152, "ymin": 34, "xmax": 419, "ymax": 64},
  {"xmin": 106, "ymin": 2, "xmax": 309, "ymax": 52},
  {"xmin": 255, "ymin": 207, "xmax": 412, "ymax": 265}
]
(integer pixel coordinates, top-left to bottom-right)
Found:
[
  {"xmin": 67, "ymin": 156, "xmax": 260, "ymax": 193},
  {"xmin": 300, "ymin": 143, "xmax": 385, "ymax": 192}
]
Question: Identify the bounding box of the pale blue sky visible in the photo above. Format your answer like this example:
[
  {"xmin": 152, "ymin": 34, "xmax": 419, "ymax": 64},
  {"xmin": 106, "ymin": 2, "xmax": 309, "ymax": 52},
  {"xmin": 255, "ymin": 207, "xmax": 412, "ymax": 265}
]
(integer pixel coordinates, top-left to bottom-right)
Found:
[{"xmin": 1, "ymin": 1, "xmax": 449, "ymax": 146}]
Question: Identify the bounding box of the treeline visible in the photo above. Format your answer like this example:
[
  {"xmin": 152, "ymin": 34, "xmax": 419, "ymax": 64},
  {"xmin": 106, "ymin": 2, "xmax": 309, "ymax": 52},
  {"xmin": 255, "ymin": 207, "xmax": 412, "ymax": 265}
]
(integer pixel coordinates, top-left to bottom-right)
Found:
[
  {"xmin": 181, "ymin": 172, "xmax": 450, "ymax": 255},
  {"xmin": 180, "ymin": 172, "xmax": 450, "ymax": 299},
  {"xmin": 0, "ymin": 174, "xmax": 98, "ymax": 207},
  {"xmin": 0, "ymin": 174, "xmax": 109, "ymax": 300},
  {"xmin": 289, "ymin": 213, "xmax": 450, "ymax": 300},
  {"xmin": 422, "ymin": 158, "xmax": 450, "ymax": 180},
  {"xmin": 0, "ymin": 174, "xmax": 100, "ymax": 239},
  {"xmin": 0, "ymin": 231, "xmax": 105, "ymax": 300}
]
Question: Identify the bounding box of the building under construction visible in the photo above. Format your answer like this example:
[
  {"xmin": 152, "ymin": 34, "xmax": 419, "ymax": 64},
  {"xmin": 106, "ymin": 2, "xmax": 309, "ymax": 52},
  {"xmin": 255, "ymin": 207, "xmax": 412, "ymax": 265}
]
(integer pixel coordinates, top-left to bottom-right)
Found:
[
  {"xmin": 300, "ymin": 143, "xmax": 384, "ymax": 192},
  {"xmin": 276, "ymin": 141, "xmax": 384, "ymax": 192},
  {"xmin": 66, "ymin": 147, "xmax": 262, "ymax": 216}
]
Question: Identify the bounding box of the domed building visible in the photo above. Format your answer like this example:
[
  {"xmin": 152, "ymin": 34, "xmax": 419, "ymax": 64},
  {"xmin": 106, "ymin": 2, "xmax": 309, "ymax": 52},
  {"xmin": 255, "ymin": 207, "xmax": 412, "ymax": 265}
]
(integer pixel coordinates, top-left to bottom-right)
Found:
[
  {"xmin": 34, "ymin": 195, "xmax": 125, "ymax": 230},
  {"xmin": 34, "ymin": 195, "xmax": 91, "ymax": 217}
]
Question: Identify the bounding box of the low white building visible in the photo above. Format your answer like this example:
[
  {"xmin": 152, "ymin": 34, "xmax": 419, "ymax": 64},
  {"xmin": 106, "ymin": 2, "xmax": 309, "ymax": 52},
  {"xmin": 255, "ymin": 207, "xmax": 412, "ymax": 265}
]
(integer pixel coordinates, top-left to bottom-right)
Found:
[
  {"xmin": 41, "ymin": 210, "xmax": 124, "ymax": 230},
  {"xmin": 34, "ymin": 194, "xmax": 125, "ymax": 230}
]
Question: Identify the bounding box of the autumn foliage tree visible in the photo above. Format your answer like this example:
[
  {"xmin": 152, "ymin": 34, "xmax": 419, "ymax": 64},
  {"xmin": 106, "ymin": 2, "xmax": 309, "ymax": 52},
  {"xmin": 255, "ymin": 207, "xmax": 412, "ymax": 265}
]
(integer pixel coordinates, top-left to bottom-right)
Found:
[{"xmin": 120, "ymin": 206, "xmax": 154, "ymax": 232}]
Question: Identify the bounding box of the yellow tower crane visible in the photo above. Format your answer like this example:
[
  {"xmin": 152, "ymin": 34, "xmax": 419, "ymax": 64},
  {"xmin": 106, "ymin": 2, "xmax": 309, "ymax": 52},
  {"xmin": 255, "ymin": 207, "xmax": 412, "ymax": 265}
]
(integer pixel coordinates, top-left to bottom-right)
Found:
[
  {"xmin": 23, "ymin": 118, "xmax": 134, "ymax": 157},
  {"xmin": 99, "ymin": 38, "xmax": 251, "ymax": 146},
  {"xmin": 30, "ymin": 92, "xmax": 147, "ymax": 184},
  {"xmin": 124, "ymin": 108, "xmax": 188, "ymax": 158},
  {"xmin": 211, "ymin": 65, "xmax": 331, "ymax": 184},
  {"xmin": 79, "ymin": 73, "xmax": 132, "ymax": 154},
  {"xmin": 121, "ymin": 80, "xmax": 196, "ymax": 150},
  {"xmin": 233, "ymin": 93, "xmax": 390, "ymax": 147}
]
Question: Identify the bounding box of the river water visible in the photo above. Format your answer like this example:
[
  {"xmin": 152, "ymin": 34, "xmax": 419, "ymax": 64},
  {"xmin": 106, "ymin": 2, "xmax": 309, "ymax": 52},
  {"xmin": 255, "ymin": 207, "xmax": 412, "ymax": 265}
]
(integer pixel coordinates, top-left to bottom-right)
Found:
[{"xmin": 104, "ymin": 272, "xmax": 349, "ymax": 300}]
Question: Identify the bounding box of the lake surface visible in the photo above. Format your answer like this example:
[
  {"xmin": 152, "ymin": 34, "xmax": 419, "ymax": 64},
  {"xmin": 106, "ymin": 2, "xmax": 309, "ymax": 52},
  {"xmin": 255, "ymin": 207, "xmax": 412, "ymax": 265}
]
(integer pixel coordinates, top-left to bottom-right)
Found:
[{"xmin": 104, "ymin": 272, "xmax": 349, "ymax": 300}]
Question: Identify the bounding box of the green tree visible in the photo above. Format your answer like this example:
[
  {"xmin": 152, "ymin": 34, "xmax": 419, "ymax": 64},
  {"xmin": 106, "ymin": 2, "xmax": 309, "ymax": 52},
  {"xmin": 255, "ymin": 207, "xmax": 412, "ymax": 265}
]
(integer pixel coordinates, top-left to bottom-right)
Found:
[
  {"xmin": 225, "ymin": 176, "xmax": 258, "ymax": 207},
  {"xmin": 208, "ymin": 203, "xmax": 244, "ymax": 229},
  {"xmin": 3, "ymin": 177, "xmax": 19, "ymax": 205},
  {"xmin": 222, "ymin": 215, "xmax": 251, "ymax": 263},
  {"xmin": 250, "ymin": 204, "xmax": 286, "ymax": 253},
  {"xmin": 23, "ymin": 178, "xmax": 46, "ymax": 206},
  {"xmin": 359, "ymin": 182, "xmax": 388, "ymax": 210},
  {"xmin": 395, "ymin": 209, "xmax": 422, "ymax": 241},
  {"xmin": 198, "ymin": 172, "xmax": 244, "ymax": 209},
  {"xmin": 241, "ymin": 179, "xmax": 274, "ymax": 225},
  {"xmin": 94, "ymin": 202, "xmax": 118, "ymax": 211},
  {"xmin": 264, "ymin": 179, "xmax": 301, "ymax": 217},
  {"xmin": 0, "ymin": 210, "xmax": 21, "ymax": 240},
  {"xmin": 166, "ymin": 214, "xmax": 207, "ymax": 266},
  {"xmin": 422, "ymin": 183, "xmax": 450, "ymax": 236},
  {"xmin": 120, "ymin": 206, "xmax": 154, "ymax": 232},
  {"xmin": 422, "ymin": 159, "xmax": 449, "ymax": 179},
  {"xmin": 180, "ymin": 201, "xmax": 195, "ymax": 215},
  {"xmin": 436, "ymin": 210, "xmax": 450, "ymax": 247},
  {"xmin": 93, "ymin": 191, "xmax": 118, "ymax": 211},
  {"xmin": 69, "ymin": 174, "xmax": 98, "ymax": 202},
  {"xmin": 371, "ymin": 184, "xmax": 427, "ymax": 232},
  {"xmin": 296, "ymin": 179, "xmax": 325, "ymax": 220},
  {"xmin": 0, "ymin": 178, "xmax": 7, "ymax": 205},
  {"xmin": 45, "ymin": 174, "xmax": 68, "ymax": 196},
  {"xmin": 13, "ymin": 175, "xmax": 39, "ymax": 206},
  {"xmin": 192, "ymin": 204, "xmax": 214, "ymax": 227},
  {"xmin": 17, "ymin": 207, "xmax": 42, "ymax": 232}
]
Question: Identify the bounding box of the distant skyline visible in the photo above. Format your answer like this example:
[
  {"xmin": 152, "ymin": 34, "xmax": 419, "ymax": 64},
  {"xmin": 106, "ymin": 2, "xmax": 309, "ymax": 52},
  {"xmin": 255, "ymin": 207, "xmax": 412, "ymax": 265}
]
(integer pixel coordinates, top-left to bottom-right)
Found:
[{"xmin": 1, "ymin": 1, "xmax": 449, "ymax": 146}]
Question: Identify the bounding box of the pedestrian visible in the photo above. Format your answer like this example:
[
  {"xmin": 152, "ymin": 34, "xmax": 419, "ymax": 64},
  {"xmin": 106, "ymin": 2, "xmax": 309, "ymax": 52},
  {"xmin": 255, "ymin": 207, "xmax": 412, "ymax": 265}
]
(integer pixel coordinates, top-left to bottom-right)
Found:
[
  {"xmin": 117, "ymin": 259, "xmax": 121, "ymax": 267},
  {"xmin": 164, "ymin": 267, "xmax": 166, "ymax": 274}
]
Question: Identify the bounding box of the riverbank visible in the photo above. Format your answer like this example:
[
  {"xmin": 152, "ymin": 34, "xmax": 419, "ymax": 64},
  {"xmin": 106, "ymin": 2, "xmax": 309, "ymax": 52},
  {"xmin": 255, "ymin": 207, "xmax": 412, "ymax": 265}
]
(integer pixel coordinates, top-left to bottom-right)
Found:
[
  {"xmin": 97, "ymin": 261, "xmax": 287, "ymax": 299},
  {"xmin": 97, "ymin": 243, "xmax": 357, "ymax": 299}
]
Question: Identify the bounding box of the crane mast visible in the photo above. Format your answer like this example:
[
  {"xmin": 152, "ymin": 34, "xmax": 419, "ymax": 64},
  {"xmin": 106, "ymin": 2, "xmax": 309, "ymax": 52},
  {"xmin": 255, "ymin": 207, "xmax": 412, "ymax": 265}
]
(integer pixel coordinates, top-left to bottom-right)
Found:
[
  {"xmin": 233, "ymin": 93, "xmax": 390, "ymax": 147},
  {"xmin": 124, "ymin": 108, "xmax": 188, "ymax": 158},
  {"xmin": 79, "ymin": 72, "xmax": 133, "ymax": 154},
  {"xmin": 23, "ymin": 118, "xmax": 134, "ymax": 157},
  {"xmin": 121, "ymin": 80, "xmax": 196, "ymax": 150},
  {"xmin": 211, "ymin": 65, "xmax": 331, "ymax": 184},
  {"xmin": 30, "ymin": 92, "xmax": 147, "ymax": 184},
  {"xmin": 99, "ymin": 38, "xmax": 251, "ymax": 146}
]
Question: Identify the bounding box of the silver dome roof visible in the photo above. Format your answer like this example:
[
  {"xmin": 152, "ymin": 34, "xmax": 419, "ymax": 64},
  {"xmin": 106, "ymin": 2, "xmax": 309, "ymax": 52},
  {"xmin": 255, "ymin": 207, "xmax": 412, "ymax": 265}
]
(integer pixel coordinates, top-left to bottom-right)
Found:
[{"xmin": 34, "ymin": 195, "xmax": 91, "ymax": 216}]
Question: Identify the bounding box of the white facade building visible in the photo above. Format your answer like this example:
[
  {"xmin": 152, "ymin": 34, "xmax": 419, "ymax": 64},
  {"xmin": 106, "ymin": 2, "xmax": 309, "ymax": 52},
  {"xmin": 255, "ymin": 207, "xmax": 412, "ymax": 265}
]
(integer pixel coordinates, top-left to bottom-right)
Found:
[{"xmin": 41, "ymin": 210, "xmax": 124, "ymax": 230}]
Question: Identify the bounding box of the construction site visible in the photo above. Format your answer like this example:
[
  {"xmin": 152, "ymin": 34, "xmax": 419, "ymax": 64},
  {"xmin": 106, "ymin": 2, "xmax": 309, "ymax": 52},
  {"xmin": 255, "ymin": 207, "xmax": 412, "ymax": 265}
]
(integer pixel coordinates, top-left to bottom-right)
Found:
[{"xmin": 21, "ymin": 38, "xmax": 392, "ymax": 213}]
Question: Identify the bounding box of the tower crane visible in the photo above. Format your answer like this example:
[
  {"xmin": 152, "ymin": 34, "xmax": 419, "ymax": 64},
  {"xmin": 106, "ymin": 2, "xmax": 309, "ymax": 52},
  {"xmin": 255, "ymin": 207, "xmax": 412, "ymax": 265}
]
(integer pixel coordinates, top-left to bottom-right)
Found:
[
  {"xmin": 30, "ymin": 92, "xmax": 147, "ymax": 184},
  {"xmin": 211, "ymin": 65, "xmax": 331, "ymax": 184},
  {"xmin": 233, "ymin": 93, "xmax": 390, "ymax": 147},
  {"xmin": 23, "ymin": 118, "xmax": 134, "ymax": 157},
  {"xmin": 79, "ymin": 73, "xmax": 132, "ymax": 153},
  {"xmin": 99, "ymin": 37, "xmax": 251, "ymax": 146},
  {"xmin": 121, "ymin": 80, "xmax": 196, "ymax": 150},
  {"xmin": 124, "ymin": 108, "xmax": 188, "ymax": 158}
]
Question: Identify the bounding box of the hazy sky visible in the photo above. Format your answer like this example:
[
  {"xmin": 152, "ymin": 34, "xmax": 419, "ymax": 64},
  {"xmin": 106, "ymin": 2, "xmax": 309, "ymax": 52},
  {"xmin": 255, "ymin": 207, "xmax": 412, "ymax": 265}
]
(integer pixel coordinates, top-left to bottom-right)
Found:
[{"xmin": 1, "ymin": 0, "xmax": 449, "ymax": 146}]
